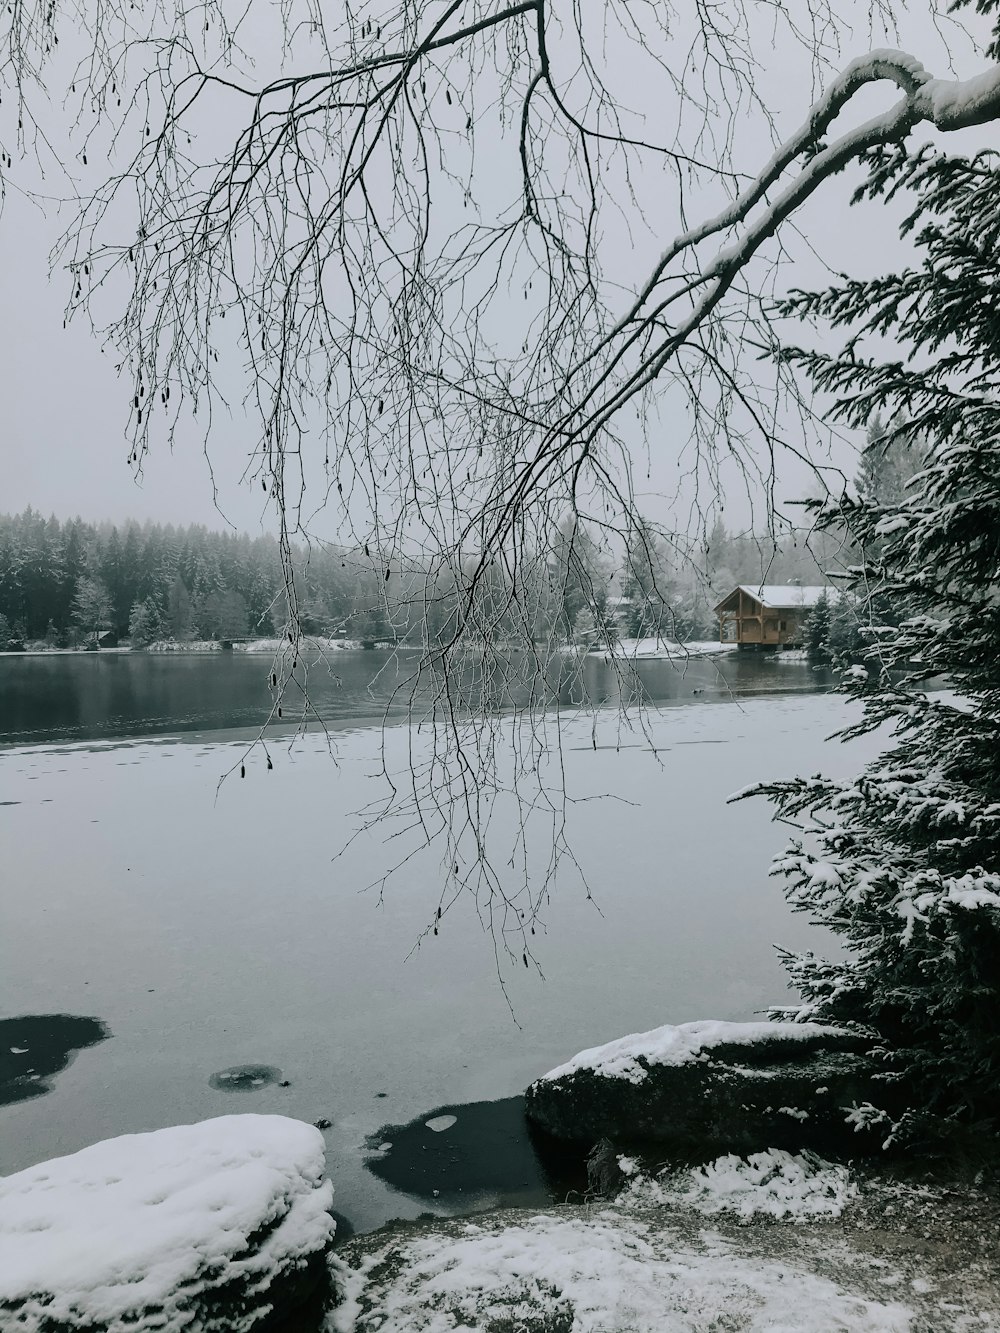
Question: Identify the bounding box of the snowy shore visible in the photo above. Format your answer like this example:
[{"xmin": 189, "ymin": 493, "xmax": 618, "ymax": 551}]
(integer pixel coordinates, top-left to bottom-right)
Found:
[
  {"xmin": 598, "ymin": 637, "xmax": 737, "ymax": 659},
  {"xmin": 4, "ymin": 1110, "xmax": 996, "ymax": 1332},
  {"xmin": 329, "ymin": 1167, "xmax": 1000, "ymax": 1333}
]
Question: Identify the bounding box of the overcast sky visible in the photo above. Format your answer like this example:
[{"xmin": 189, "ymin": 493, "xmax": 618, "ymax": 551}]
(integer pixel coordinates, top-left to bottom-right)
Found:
[
  {"xmin": 0, "ymin": 1, "xmax": 988, "ymax": 537},
  {"xmin": 0, "ymin": 186, "xmax": 268, "ymax": 531}
]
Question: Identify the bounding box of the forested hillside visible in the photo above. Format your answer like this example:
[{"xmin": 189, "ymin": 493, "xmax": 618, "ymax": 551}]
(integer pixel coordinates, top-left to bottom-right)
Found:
[
  {"xmin": 0, "ymin": 508, "xmax": 848, "ymax": 650},
  {"xmin": 0, "ymin": 513, "xmax": 375, "ymax": 647}
]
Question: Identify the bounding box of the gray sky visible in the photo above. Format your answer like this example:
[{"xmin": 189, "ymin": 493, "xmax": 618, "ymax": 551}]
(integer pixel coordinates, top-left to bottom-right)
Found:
[
  {"xmin": 1, "ymin": 187, "xmax": 268, "ymax": 531},
  {"xmin": 0, "ymin": 1, "xmax": 988, "ymax": 536}
]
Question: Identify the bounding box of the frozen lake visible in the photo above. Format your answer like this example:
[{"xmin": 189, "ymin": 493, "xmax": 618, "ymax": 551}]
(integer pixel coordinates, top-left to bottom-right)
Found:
[{"xmin": 0, "ymin": 655, "xmax": 878, "ymax": 1232}]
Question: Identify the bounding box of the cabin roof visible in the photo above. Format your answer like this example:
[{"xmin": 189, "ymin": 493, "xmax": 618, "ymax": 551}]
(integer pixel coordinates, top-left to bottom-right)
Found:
[{"xmin": 713, "ymin": 584, "xmax": 835, "ymax": 612}]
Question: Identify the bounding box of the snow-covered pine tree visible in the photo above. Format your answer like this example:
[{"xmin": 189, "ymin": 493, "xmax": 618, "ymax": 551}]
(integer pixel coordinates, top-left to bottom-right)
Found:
[
  {"xmin": 803, "ymin": 591, "xmax": 833, "ymax": 665},
  {"xmin": 857, "ymin": 414, "xmax": 925, "ymax": 509},
  {"xmin": 744, "ymin": 143, "xmax": 1000, "ymax": 1144}
]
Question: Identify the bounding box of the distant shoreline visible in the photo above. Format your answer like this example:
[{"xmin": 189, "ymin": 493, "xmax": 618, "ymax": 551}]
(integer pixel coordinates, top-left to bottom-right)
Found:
[
  {"xmin": 0, "ymin": 638, "xmax": 403, "ymax": 657},
  {"xmin": 1, "ymin": 638, "xmax": 742, "ymax": 659}
]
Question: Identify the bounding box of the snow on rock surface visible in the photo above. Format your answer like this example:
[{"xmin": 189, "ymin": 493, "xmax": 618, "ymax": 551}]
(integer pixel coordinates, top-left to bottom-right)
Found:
[
  {"xmin": 538, "ymin": 1019, "xmax": 849, "ymax": 1085},
  {"xmin": 0, "ymin": 1114, "xmax": 335, "ymax": 1332},
  {"xmin": 621, "ymin": 1148, "xmax": 857, "ymax": 1221},
  {"xmin": 525, "ymin": 1021, "xmax": 881, "ymax": 1151},
  {"xmin": 327, "ymin": 1211, "xmax": 912, "ymax": 1333}
]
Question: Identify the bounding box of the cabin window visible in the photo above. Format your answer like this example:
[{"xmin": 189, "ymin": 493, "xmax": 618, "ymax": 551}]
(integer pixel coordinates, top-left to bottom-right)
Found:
[{"xmin": 779, "ymin": 619, "xmax": 787, "ymax": 631}]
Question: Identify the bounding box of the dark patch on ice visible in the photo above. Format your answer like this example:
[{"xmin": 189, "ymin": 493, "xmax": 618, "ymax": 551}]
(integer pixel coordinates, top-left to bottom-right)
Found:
[
  {"xmin": 209, "ymin": 1063, "xmax": 283, "ymax": 1092},
  {"xmin": 0, "ymin": 1015, "xmax": 110, "ymax": 1107},
  {"xmin": 363, "ymin": 1096, "xmax": 586, "ymax": 1207},
  {"xmin": 0, "ymin": 800, "xmax": 20, "ymax": 806}
]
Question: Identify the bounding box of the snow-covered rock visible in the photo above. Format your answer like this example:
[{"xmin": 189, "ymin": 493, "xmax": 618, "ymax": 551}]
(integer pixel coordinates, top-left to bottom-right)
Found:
[
  {"xmin": 525, "ymin": 1020, "xmax": 882, "ymax": 1151},
  {"xmin": 0, "ymin": 1115, "xmax": 335, "ymax": 1333}
]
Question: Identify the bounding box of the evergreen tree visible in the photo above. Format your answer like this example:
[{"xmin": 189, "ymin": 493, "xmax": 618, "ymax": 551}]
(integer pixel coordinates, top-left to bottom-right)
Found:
[
  {"xmin": 71, "ymin": 576, "xmax": 114, "ymax": 644},
  {"xmin": 100, "ymin": 527, "xmax": 129, "ymax": 633},
  {"xmin": 127, "ymin": 598, "xmax": 163, "ymax": 647},
  {"xmin": 56, "ymin": 520, "xmax": 88, "ymax": 630},
  {"xmin": 164, "ymin": 576, "xmax": 195, "ymax": 641},
  {"xmin": 118, "ymin": 525, "xmax": 143, "ymax": 631},
  {"xmin": 349, "ymin": 603, "xmax": 391, "ymax": 649},
  {"xmin": 748, "ymin": 144, "xmax": 1000, "ymax": 1142},
  {"xmin": 802, "ymin": 591, "xmax": 832, "ymax": 664},
  {"xmin": 622, "ymin": 519, "xmax": 671, "ymax": 639},
  {"xmin": 202, "ymin": 589, "xmax": 249, "ymax": 639},
  {"xmin": 825, "ymin": 590, "xmax": 867, "ymax": 666},
  {"xmin": 547, "ymin": 519, "xmax": 610, "ymax": 643},
  {"xmin": 857, "ymin": 415, "xmax": 924, "ymax": 509}
]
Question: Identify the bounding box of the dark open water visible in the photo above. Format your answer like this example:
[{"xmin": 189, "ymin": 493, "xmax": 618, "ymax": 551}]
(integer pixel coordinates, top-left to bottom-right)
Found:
[{"xmin": 0, "ymin": 646, "xmax": 831, "ymax": 746}]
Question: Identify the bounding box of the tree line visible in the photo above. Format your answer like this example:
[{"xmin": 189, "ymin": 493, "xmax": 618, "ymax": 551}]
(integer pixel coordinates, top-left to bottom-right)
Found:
[
  {"xmin": 0, "ymin": 507, "xmax": 850, "ymax": 651},
  {"xmin": 0, "ymin": 515, "xmax": 350, "ymax": 648}
]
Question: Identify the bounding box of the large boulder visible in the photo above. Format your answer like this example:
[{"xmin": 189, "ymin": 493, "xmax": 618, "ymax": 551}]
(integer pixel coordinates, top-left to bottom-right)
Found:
[
  {"xmin": 0, "ymin": 1114, "xmax": 335, "ymax": 1333},
  {"xmin": 525, "ymin": 1020, "xmax": 886, "ymax": 1153}
]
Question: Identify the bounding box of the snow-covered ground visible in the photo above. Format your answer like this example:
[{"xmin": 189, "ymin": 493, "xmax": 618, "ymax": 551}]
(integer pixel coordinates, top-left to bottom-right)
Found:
[
  {"xmin": 0, "ymin": 1115, "xmax": 334, "ymax": 1331},
  {"xmin": 619, "ymin": 1148, "xmax": 856, "ymax": 1221},
  {"xmin": 327, "ymin": 1209, "xmax": 912, "ymax": 1332},
  {"xmin": 328, "ymin": 1162, "xmax": 1000, "ymax": 1332},
  {"xmin": 143, "ymin": 636, "xmax": 367, "ymax": 653},
  {"xmin": 774, "ymin": 647, "xmax": 809, "ymax": 662},
  {"xmin": 591, "ymin": 637, "xmax": 737, "ymax": 659}
]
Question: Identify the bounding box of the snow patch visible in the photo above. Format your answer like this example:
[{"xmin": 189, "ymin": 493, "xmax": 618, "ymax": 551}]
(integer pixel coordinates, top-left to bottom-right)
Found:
[
  {"xmin": 233, "ymin": 637, "xmax": 362, "ymax": 653},
  {"xmin": 598, "ymin": 637, "xmax": 737, "ymax": 659},
  {"xmin": 539, "ymin": 1019, "xmax": 848, "ymax": 1085},
  {"xmin": 621, "ymin": 1149, "xmax": 856, "ymax": 1222}
]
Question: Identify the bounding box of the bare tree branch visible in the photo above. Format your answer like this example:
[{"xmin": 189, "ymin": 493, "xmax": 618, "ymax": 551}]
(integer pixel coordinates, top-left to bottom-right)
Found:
[{"xmin": 3, "ymin": 0, "xmax": 1000, "ymax": 954}]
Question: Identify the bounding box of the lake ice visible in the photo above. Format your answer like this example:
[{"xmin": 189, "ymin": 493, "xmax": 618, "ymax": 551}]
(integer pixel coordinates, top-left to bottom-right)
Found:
[{"xmin": 0, "ymin": 690, "xmax": 882, "ymax": 1231}]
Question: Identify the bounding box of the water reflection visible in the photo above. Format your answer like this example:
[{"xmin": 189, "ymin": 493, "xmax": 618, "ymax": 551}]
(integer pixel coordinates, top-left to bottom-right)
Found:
[
  {"xmin": 364, "ymin": 1096, "xmax": 586, "ymax": 1208},
  {"xmin": 0, "ymin": 649, "xmax": 832, "ymax": 746},
  {"xmin": 0, "ymin": 1015, "xmax": 110, "ymax": 1107}
]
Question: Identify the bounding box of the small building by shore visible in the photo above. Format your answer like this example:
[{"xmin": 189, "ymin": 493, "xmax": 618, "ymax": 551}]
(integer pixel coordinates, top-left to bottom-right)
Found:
[{"xmin": 714, "ymin": 585, "xmax": 832, "ymax": 649}]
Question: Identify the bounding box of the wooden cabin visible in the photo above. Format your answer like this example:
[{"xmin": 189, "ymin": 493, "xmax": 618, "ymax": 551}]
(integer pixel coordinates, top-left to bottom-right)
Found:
[{"xmin": 714, "ymin": 585, "xmax": 832, "ymax": 649}]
